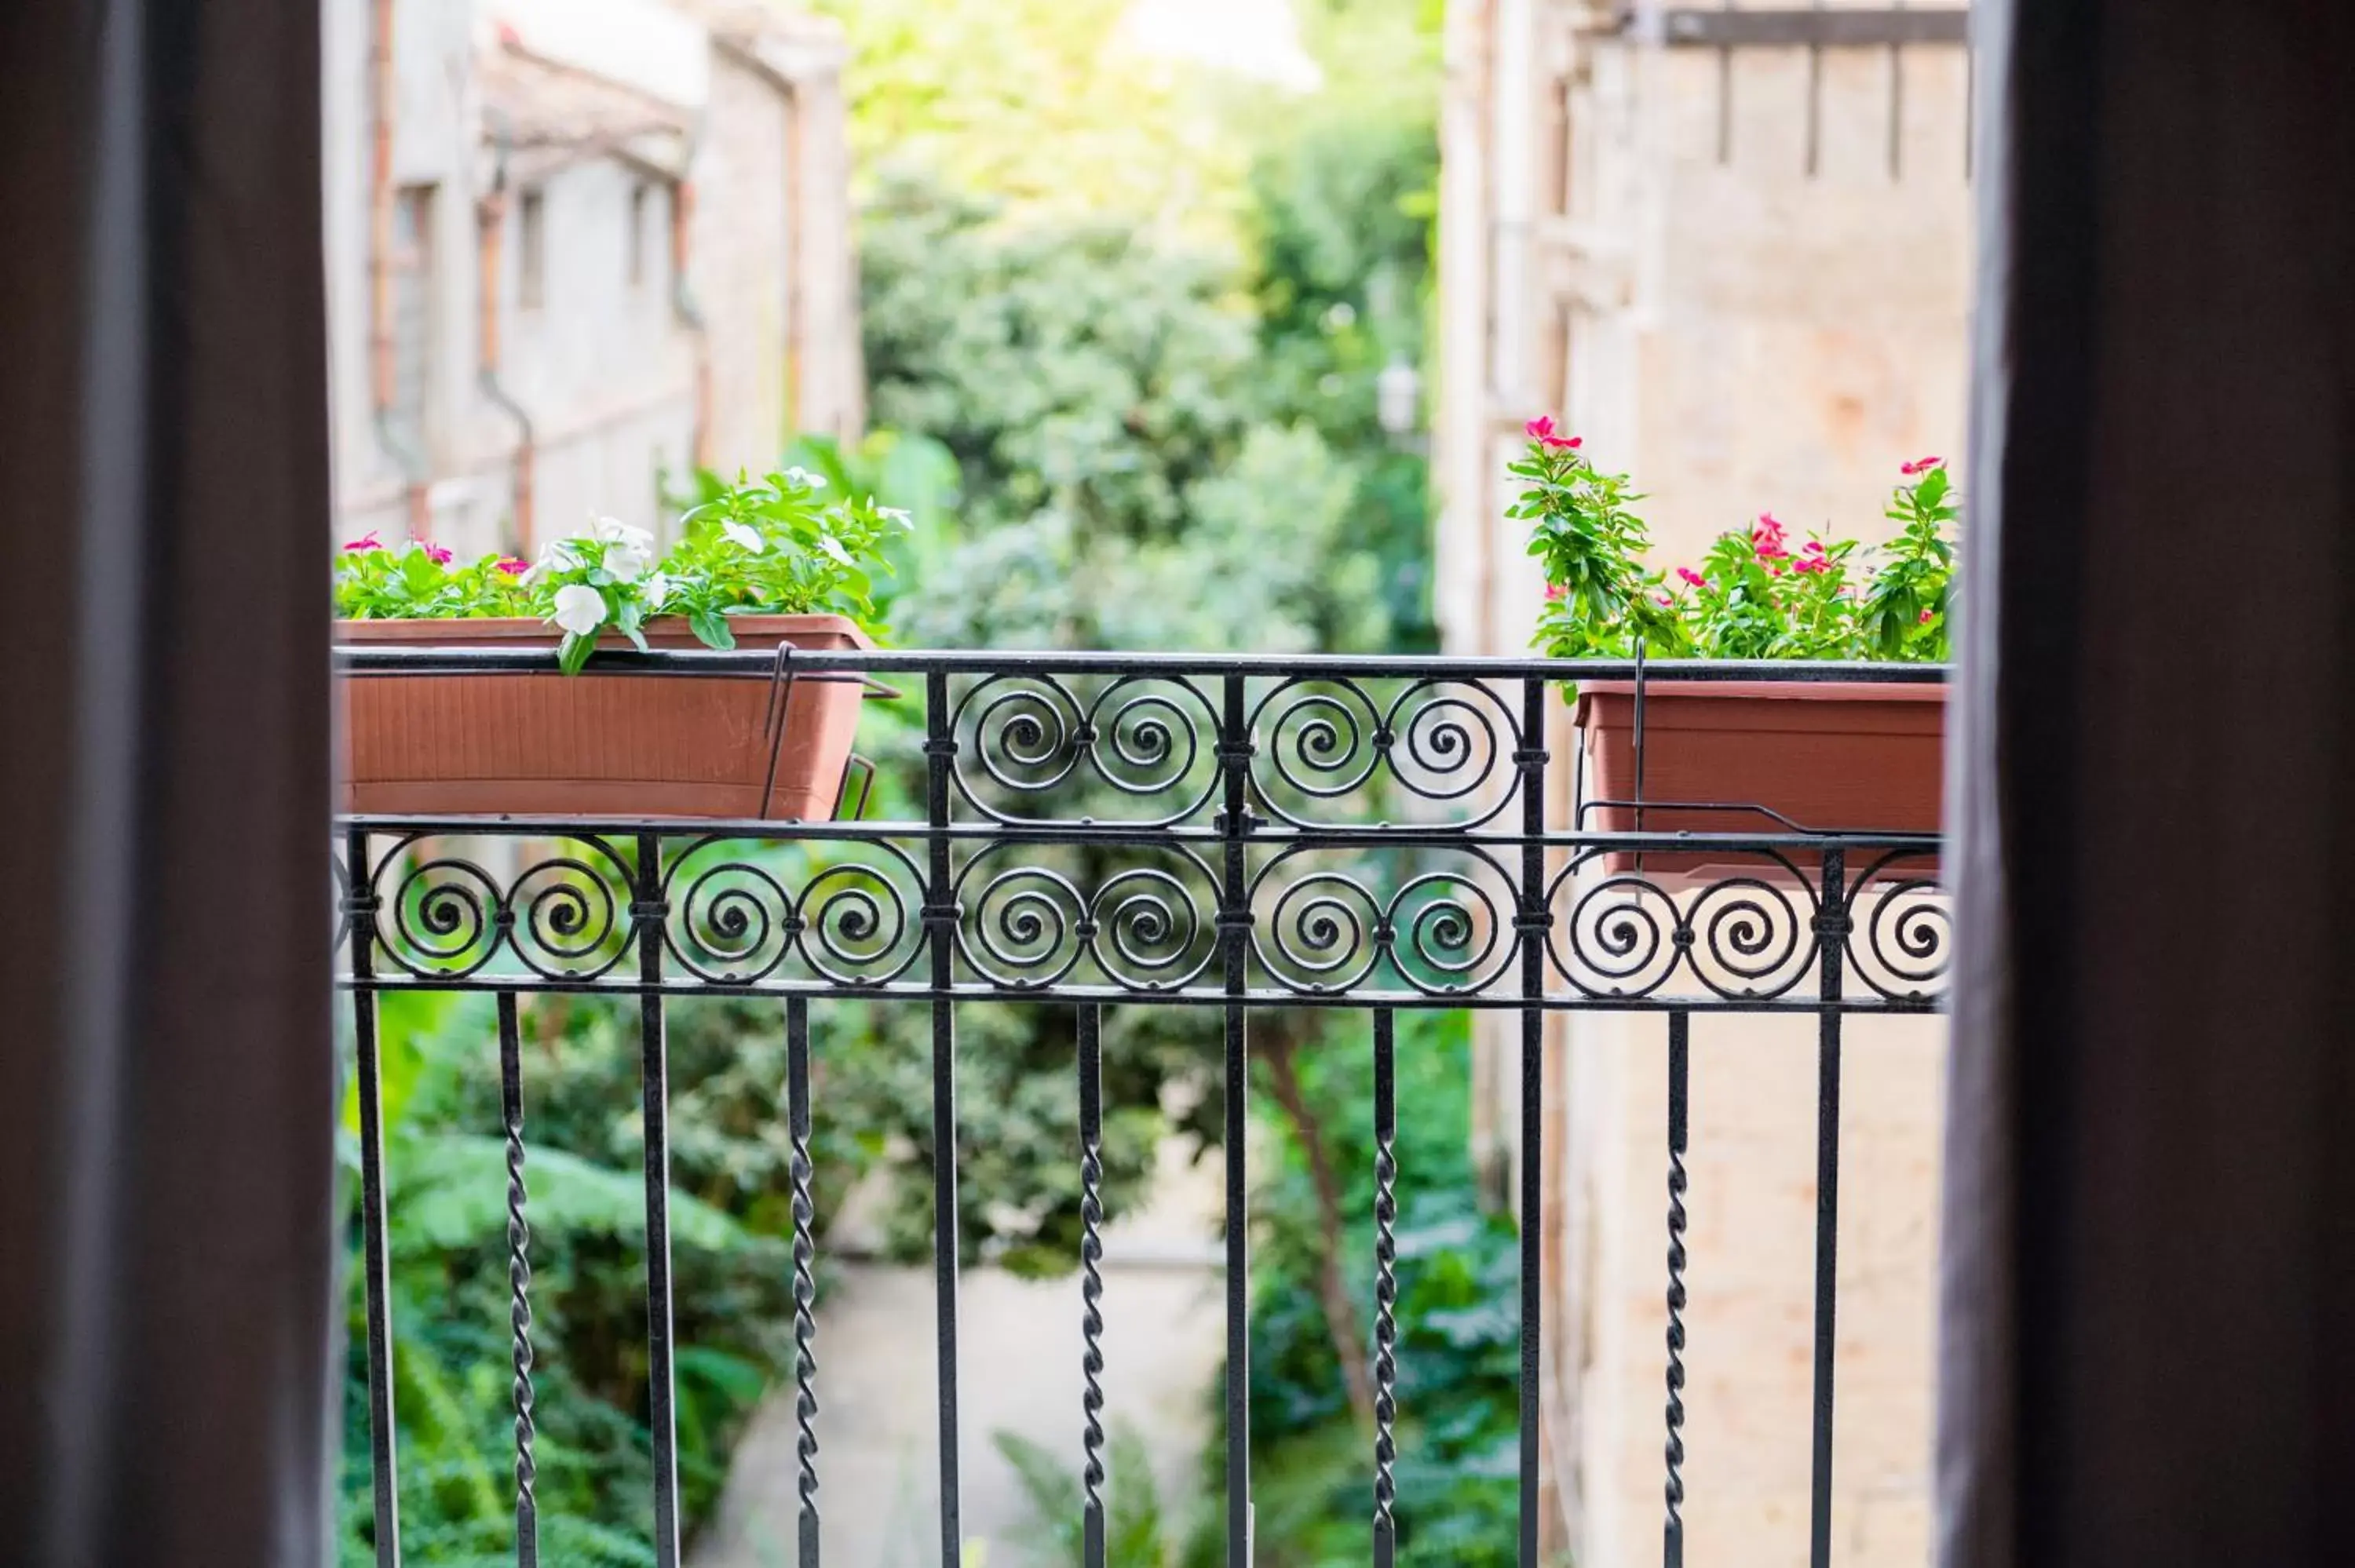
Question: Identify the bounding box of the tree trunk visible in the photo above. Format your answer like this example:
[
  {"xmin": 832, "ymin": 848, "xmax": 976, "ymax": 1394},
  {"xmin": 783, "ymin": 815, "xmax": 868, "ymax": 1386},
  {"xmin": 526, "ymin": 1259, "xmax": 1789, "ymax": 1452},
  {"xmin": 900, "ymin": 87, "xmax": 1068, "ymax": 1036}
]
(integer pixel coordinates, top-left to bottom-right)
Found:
[{"xmin": 1260, "ymin": 1021, "xmax": 1376, "ymax": 1431}]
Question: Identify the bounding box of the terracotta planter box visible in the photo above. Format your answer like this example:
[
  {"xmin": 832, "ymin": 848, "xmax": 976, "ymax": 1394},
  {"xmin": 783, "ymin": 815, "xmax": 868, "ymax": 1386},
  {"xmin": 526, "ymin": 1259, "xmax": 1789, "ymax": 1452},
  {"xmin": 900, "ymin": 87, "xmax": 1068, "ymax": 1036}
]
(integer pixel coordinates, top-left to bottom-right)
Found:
[
  {"xmin": 1572, "ymin": 680, "xmax": 1945, "ymax": 879},
  {"xmin": 337, "ymin": 614, "xmax": 871, "ymax": 821}
]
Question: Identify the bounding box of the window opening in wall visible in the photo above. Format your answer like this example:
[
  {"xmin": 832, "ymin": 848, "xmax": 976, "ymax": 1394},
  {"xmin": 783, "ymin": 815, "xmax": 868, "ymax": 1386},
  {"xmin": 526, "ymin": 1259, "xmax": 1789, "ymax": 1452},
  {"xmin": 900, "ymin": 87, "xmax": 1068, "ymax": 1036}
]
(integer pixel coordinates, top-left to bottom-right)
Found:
[{"xmin": 519, "ymin": 186, "xmax": 546, "ymax": 310}]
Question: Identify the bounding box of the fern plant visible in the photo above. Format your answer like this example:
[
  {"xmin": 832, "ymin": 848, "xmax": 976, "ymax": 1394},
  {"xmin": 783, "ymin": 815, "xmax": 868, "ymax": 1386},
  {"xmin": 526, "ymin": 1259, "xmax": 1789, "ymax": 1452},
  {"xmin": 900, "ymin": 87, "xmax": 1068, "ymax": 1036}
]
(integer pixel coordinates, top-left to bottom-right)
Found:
[{"xmin": 992, "ymin": 1424, "xmax": 1182, "ymax": 1567}]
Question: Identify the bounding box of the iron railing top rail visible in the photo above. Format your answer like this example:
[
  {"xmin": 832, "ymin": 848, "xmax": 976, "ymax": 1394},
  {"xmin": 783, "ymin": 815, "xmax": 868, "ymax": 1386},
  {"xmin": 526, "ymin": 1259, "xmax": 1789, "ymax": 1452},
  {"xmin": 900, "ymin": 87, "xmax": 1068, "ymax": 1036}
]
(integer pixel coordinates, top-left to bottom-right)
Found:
[
  {"xmin": 336, "ymin": 812, "xmax": 1937, "ymax": 850},
  {"xmin": 334, "ymin": 644, "xmax": 1955, "ymax": 684}
]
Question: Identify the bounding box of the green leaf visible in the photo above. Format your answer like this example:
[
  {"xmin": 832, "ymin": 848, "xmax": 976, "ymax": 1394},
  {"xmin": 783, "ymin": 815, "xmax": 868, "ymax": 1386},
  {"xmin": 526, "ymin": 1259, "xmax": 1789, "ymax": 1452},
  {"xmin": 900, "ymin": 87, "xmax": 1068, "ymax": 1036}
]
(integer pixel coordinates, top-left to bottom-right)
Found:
[
  {"xmin": 689, "ymin": 609, "xmax": 735, "ymax": 650},
  {"xmin": 558, "ymin": 631, "xmax": 595, "ymax": 675},
  {"xmin": 389, "ymin": 1135, "xmax": 749, "ymax": 1253}
]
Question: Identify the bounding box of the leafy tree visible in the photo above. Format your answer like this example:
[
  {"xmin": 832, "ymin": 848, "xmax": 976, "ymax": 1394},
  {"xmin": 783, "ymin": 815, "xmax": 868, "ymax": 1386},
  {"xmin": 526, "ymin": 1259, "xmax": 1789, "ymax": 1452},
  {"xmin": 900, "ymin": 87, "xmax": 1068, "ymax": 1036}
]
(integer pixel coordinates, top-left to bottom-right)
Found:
[
  {"xmin": 804, "ymin": 0, "xmax": 1247, "ymax": 232},
  {"xmin": 1235, "ymin": 78, "xmax": 1440, "ymax": 650},
  {"xmin": 859, "ymin": 173, "xmax": 1395, "ymax": 656}
]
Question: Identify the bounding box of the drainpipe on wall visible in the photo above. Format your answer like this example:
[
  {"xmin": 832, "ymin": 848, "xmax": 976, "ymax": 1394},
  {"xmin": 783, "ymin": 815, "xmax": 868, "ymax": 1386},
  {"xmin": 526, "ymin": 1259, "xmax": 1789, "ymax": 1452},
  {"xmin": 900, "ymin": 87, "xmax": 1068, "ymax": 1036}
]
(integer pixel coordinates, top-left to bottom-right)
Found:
[
  {"xmin": 779, "ymin": 79, "xmax": 805, "ymax": 442},
  {"xmin": 367, "ymin": 0, "xmax": 430, "ymax": 538},
  {"xmin": 670, "ymin": 173, "xmax": 713, "ymax": 477},
  {"xmin": 476, "ymin": 134, "xmax": 536, "ymax": 552},
  {"xmin": 1484, "ymin": 0, "xmax": 1539, "ymax": 654}
]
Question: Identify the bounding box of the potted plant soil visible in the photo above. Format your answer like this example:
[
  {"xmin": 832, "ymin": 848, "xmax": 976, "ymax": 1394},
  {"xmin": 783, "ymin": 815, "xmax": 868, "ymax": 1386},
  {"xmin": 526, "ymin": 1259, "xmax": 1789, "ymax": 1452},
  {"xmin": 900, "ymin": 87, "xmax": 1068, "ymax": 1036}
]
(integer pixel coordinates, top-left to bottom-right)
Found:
[
  {"xmin": 1520, "ymin": 419, "xmax": 1952, "ymax": 874},
  {"xmin": 334, "ymin": 469, "xmax": 910, "ymax": 822}
]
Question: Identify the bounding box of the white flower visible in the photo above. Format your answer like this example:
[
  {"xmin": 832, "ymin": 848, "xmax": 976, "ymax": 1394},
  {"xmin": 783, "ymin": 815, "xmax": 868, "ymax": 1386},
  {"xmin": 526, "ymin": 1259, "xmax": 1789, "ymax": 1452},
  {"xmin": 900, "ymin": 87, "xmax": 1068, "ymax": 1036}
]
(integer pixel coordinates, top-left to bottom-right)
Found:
[
  {"xmin": 878, "ymin": 506, "xmax": 914, "ymax": 527},
  {"xmin": 519, "ymin": 539, "xmax": 581, "ymax": 587},
  {"xmin": 550, "ymin": 584, "xmax": 608, "ymax": 637},
  {"xmin": 590, "ymin": 515, "xmax": 656, "ymax": 550},
  {"xmin": 781, "ymin": 466, "xmax": 827, "ymax": 491},
  {"xmin": 604, "ymin": 542, "xmax": 652, "ymax": 582},
  {"xmin": 721, "ymin": 520, "xmax": 766, "ymax": 555},
  {"xmin": 642, "ymin": 573, "xmax": 674, "ymax": 611}
]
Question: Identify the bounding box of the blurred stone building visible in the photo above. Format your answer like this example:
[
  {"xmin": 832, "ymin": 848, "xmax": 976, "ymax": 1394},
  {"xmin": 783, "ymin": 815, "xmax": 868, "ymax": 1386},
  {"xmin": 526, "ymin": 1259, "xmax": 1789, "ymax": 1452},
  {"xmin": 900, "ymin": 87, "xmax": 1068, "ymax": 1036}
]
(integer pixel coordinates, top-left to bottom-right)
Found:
[
  {"xmin": 1435, "ymin": 2, "xmax": 1972, "ymax": 1563},
  {"xmin": 324, "ymin": 0, "xmax": 861, "ymax": 556}
]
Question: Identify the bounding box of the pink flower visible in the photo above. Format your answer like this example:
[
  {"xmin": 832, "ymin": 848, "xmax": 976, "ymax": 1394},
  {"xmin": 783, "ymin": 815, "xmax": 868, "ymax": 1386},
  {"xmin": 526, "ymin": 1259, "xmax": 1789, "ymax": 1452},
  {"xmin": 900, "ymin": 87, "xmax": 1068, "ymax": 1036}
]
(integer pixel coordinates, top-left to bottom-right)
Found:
[
  {"xmin": 1676, "ymin": 567, "xmax": 1707, "ymax": 589},
  {"xmin": 1751, "ymin": 512, "xmax": 1788, "ymax": 559},
  {"xmin": 1803, "ymin": 538, "xmax": 1827, "ymax": 555},
  {"xmin": 1901, "ymin": 456, "xmax": 1945, "ymax": 476},
  {"xmin": 496, "ymin": 556, "xmax": 531, "ymax": 576},
  {"xmin": 1543, "ymin": 582, "xmax": 1566, "ymax": 603},
  {"xmin": 422, "ymin": 543, "xmax": 454, "ymax": 566},
  {"xmin": 1524, "ymin": 414, "xmax": 1582, "ymax": 452},
  {"xmin": 342, "ymin": 532, "xmax": 383, "ymax": 553},
  {"xmin": 1919, "ymin": 607, "xmax": 1937, "ymax": 624},
  {"xmin": 1793, "ymin": 554, "xmax": 1831, "ymax": 575},
  {"xmin": 1767, "ymin": 562, "xmax": 1786, "ymax": 577},
  {"xmin": 1656, "ymin": 593, "xmax": 1674, "ymax": 607}
]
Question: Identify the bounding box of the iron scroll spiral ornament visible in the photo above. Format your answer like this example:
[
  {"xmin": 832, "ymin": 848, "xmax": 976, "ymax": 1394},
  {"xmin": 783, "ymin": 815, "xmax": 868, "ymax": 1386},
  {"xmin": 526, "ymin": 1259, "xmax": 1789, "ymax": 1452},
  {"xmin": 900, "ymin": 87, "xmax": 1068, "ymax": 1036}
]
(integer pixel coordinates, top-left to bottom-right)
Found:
[
  {"xmin": 953, "ymin": 857, "xmax": 1090, "ymax": 990},
  {"xmin": 1247, "ymin": 848, "xmax": 1517, "ymax": 997},
  {"xmin": 666, "ymin": 846, "xmax": 794, "ymax": 980},
  {"xmin": 1087, "ymin": 861, "xmax": 1220, "ymax": 992},
  {"xmin": 1546, "ymin": 851, "xmax": 1817, "ymax": 1001},
  {"xmin": 961, "ymin": 675, "xmax": 1088, "ymax": 797},
  {"xmin": 796, "ymin": 855, "xmax": 926, "ymax": 985},
  {"xmin": 1682, "ymin": 873, "xmax": 1813, "ymax": 999},
  {"xmin": 1386, "ymin": 867, "xmax": 1510, "ymax": 996},
  {"xmin": 508, "ymin": 855, "xmax": 630, "ymax": 979},
  {"xmin": 1553, "ymin": 868, "xmax": 1684, "ymax": 997},
  {"xmin": 368, "ymin": 834, "xmax": 633, "ymax": 982},
  {"xmin": 949, "ymin": 673, "xmax": 1221, "ymax": 826},
  {"xmin": 1255, "ymin": 868, "xmax": 1384, "ymax": 994},
  {"xmin": 385, "ymin": 855, "xmax": 505, "ymax": 975},
  {"xmin": 1846, "ymin": 851, "xmax": 1951, "ymax": 1002},
  {"xmin": 951, "ymin": 845, "xmax": 1221, "ymax": 993},
  {"xmin": 1248, "ymin": 676, "xmax": 1521, "ymax": 830},
  {"xmin": 663, "ymin": 837, "xmax": 925, "ymax": 987},
  {"xmin": 1255, "ymin": 682, "xmax": 1383, "ymax": 804},
  {"xmin": 1081, "ymin": 676, "xmax": 1218, "ymax": 811}
]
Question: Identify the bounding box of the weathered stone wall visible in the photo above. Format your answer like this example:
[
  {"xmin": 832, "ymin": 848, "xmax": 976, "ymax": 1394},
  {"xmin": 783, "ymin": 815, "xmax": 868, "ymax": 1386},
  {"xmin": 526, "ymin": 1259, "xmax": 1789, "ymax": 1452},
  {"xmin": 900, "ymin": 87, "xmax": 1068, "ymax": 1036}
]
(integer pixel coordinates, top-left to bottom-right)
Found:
[
  {"xmin": 1437, "ymin": 4, "xmax": 1970, "ymax": 1561},
  {"xmin": 696, "ymin": 46, "xmax": 795, "ymax": 479}
]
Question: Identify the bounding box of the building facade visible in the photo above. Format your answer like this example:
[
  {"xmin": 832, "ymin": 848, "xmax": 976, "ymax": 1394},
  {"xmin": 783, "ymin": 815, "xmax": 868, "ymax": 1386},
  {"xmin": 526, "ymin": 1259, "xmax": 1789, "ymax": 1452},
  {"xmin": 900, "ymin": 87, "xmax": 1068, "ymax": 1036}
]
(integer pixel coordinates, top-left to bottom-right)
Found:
[
  {"xmin": 324, "ymin": 0, "xmax": 860, "ymax": 558},
  {"xmin": 1435, "ymin": 3, "xmax": 1972, "ymax": 1561}
]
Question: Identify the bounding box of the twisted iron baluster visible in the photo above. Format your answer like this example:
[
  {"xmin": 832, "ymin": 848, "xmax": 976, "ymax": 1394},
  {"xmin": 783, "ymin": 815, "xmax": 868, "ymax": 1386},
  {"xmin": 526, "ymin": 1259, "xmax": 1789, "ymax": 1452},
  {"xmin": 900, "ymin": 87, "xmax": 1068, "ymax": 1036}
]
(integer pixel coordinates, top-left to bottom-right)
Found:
[
  {"xmin": 498, "ymin": 993, "xmax": 539, "ymax": 1567},
  {"xmin": 787, "ymin": 998, "xmax": 820, "ymax": 1567},
  {"xmin": 1664, "ymin": 1011, "xmax": 1690, "ymax": 1568},
  {"xmin": 1372, "ymin": 1009, "xmax": 1399, "ymax": 1568},
  {"xmin": 1079, "ymin": 1005, "xmax": 1107, "ymax": 1568},
  {"xmin": 343, "ymin": 829, "xmax": 402, "ymax": 1568}
]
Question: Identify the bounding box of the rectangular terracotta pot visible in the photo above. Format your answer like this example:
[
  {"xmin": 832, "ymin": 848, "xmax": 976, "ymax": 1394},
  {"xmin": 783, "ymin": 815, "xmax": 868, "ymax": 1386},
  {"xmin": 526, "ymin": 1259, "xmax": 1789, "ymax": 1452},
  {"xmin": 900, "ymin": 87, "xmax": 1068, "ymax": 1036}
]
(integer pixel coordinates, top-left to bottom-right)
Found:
[
  {"xmin": 337, "ymin": 614, "xmax": 871, "ymax": 821},
  {"xmin": 1572, "ymin": 680, "xmax": 1945, "ymax": 878}
]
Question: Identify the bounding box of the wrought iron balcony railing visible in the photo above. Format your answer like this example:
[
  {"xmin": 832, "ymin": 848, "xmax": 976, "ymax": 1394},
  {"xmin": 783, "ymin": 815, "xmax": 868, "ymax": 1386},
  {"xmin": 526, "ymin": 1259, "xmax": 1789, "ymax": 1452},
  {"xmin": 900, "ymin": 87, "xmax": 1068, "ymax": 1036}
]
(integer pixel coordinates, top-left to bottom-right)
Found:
[{"xmin": 334, "ymin": 647, "xmax": 1948, "ymax": 1568}]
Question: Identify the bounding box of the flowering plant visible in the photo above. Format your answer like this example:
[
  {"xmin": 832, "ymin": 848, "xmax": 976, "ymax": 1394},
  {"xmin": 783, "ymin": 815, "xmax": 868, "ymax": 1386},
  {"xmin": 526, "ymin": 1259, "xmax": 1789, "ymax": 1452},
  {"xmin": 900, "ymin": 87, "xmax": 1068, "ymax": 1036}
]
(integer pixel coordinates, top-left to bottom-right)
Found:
[
  {"xmin": 334, "ymin": 468, "xmax": 911, "ymax": 674},
  {"xmin": 1518, "ymin": 420, "xmax": 1955, "ymax": 665}
]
